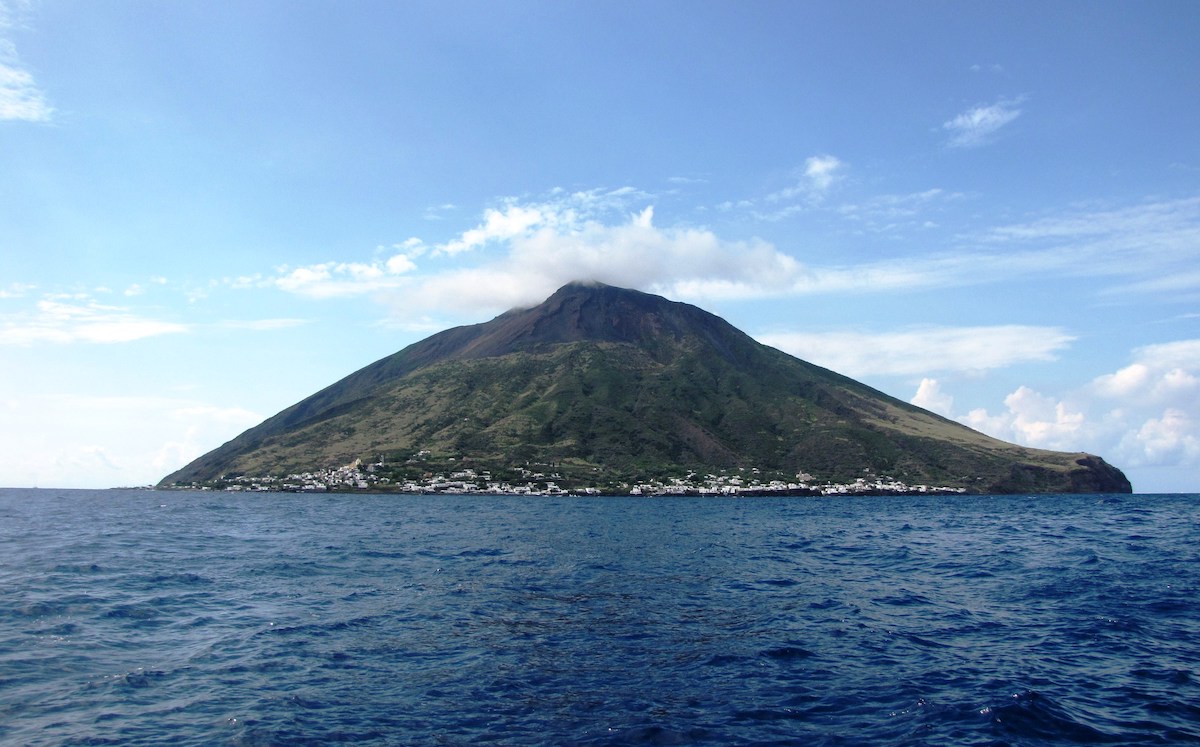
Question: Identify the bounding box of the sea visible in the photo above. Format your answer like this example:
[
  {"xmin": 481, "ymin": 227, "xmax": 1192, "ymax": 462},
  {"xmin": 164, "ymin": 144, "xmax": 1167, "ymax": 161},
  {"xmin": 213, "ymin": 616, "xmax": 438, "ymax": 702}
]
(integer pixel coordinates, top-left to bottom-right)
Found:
[{"xmin": 1, "ymin": 489, "xmax": 1197, "ymax": 746}]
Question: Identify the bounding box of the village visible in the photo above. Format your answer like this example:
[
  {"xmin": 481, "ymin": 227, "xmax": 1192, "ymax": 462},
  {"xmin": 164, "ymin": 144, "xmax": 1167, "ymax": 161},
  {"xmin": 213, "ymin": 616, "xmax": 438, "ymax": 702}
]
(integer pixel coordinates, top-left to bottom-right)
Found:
[{"xmin": 181, "ymin": 456, "xmax": 967, "ymax": 497}]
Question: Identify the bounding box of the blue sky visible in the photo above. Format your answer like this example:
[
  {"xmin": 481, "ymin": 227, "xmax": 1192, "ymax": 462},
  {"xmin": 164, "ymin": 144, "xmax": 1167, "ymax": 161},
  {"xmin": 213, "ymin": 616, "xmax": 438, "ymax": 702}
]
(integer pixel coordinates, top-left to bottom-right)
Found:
[{"xmin": 2, "ymin": 1, "xmax": 1198, "ymax": 491}]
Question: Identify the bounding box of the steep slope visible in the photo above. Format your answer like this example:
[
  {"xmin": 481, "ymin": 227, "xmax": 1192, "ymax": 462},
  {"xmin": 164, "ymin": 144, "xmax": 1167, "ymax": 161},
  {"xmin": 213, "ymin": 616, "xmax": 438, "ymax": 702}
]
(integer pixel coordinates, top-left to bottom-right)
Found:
[{"xmin": 160, "ymin": 282, "xmax": 1131, "ymax": 493}]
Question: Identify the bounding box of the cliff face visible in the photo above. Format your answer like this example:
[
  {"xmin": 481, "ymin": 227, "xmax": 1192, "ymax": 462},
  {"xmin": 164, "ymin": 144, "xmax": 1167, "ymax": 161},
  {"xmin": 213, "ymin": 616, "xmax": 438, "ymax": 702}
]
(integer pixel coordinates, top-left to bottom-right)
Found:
[{"xmin": 161, "ymin": 282, "xmax": 1132, "ymax": 494}]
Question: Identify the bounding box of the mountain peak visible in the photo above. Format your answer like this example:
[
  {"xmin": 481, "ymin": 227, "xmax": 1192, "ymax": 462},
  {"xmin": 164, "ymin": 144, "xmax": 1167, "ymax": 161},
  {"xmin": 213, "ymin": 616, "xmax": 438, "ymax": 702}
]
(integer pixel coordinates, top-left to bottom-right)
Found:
[{"xmin": 160, "ymin": 283, "xmax": 1131, "ymax": 494}]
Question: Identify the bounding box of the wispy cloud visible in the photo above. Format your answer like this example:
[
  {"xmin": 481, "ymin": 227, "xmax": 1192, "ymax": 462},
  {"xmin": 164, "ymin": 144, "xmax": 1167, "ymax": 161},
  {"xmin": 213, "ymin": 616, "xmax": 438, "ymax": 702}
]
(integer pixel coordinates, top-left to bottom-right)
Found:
[
  {"xmin": 833, "ymin": 187, "xmax": 963, "ymax": 234},
  {"xmin": 803, "ymin": 155, "xmax": 843, "ymax": 192},
  {"xmin": 0, "ymin": 281, "xmax": 35, "ymax": 298},
  {"xmin": 970, "ymin": 63, "xmax": 1006, "ymax": 75},
  {"xmin": 764, "ymin": 155, "xmax": 846, "ymax": 206},
  {"xmin": 942, "ymin": 97, "xmax": 1023, "ymax": 148},
  {"xmin": 268, "ymin": 191, "xmax": 1200, "ymax": 315},
  {"xmin": 715, "ymin": 155, "xmax": 851, "ymax": 222},
  {"xmin": 0, "ymin": 298, "xmax": 188, "ymax": 345},
  {"xmin": 757, "ymin": 325, "xmax": 1075, "ymax": 378},
  {"xmin": 273, "ymin": 257, "xmax": 418, "ymax": 299},
  {"xmin": 0, "ymin": 17, "xmax": 52, "ymax": 123},
  {"xmin": 422, "ymin": 203, "xmax": 458, "ymax": 221},
  {"xmin": 980, "ymin": 196, "xmax": 1200, "ymax": 244},
  {"xmin": 218, "ymin": 318, "xmax": 310, "ymax": 331},
  {"xmin": 970, "ymin": 196, "xmax": 1200, "ymax": 291}
]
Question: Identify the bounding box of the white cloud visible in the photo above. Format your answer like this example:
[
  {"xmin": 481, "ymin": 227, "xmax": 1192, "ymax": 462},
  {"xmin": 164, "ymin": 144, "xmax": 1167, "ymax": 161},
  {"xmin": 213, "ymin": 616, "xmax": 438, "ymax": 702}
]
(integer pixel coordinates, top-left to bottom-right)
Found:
[
  {"xmin": 757, "ymin": 325, "xmax": 1074, "ymax": 378},
  {"xmin": 0, "ymin": 298, "xmax": 188, "ymax": 345},
  {"xmin": 1090, "ymin": 342, "xmax": 1200, "ymax": 426},
  {"xmin": 991, "ymin": 386, "xmax": 1086, "ymax": 449},
  {"xmin": 0, "ymin": 38, "xmax": 52, "ymax": 123},
  {"xmin": 274, "ymin": 188, "xmax": 668, "ymax": 301},
  {"xmin": 375, "ymin": 187, "xmax": 1042, "ymax": 317},
  {"xmin": 1087, "ymin": 340, "xmax": 1200, "ymax": 468},
  {"xmin": 0, "ymin": 281, "xmax": 34, "ymax": 298},
  {"xmin": 804, "ymin": 155, "xmax": 843, "ymax": 191},
  {"xmin": 1110, "ymin": 269, "xmax": 1200, "ymax": 297},
  {"xmin": 925, "ymin": 338, "xmax": 1200, "ymax": 489},
  {"xmin": 422, "ymin": 203, "xmax": 458, "ymax": 220},
  {"xmin": 911, "ymin": 377, "xmax": 954, "ymax": 416},
  {"xmin": 943, "ymin": 97, "xmax": 1022, "ymax": 148},
  {"xmin": 1118, "ymin": 409, "xmax": 1200, "ymax": 468},
  {"xmin": 384, "ymin": 254, "xmax": 416, "ymax": 273},
  {"xmin": 961, "ymin": 197, "xmax": 1200, "ymax": 297},
  {"xmin": 667, "ymin": 175, "xmax": 708, "ymax": 185},
  {"xmin": 270, "ymin": 191, "xmax": 1200, "ymax": 319},
  {"xmin": 981, "ymin": 197, "xmax": 1200, "ymax": 247},
  {"xmin": 0, "ymin": 393, "xmax": 262, "ymax": 488},
  {"xmin": 763, "ymin": 155, "xmax": 846, "ymax": 208},
  {"xmin": 437, "ymin": 204, "xmax": 546, "ymax": 256},
  {"xmin": 1099, "ymin": 339, "xmax": 1200, "ymax": 377},
  {"xmin": 387, "ymin": 203, "xmax": 810, "ymax": 316},
  {"xmin": 218, "ymin": 318, "xmax": 309, "ymax": 331},
  {"xmin": 274, "ymin": 256, "xmax": 418, "ymax": 299}
]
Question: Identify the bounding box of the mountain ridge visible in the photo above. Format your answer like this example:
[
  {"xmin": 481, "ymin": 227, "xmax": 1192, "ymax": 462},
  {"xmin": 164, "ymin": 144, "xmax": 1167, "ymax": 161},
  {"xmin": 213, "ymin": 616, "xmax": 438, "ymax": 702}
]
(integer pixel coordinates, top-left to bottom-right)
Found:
[{"xmin": 161, "ymin": 282, "xmax": 1131, "ymax": 494}]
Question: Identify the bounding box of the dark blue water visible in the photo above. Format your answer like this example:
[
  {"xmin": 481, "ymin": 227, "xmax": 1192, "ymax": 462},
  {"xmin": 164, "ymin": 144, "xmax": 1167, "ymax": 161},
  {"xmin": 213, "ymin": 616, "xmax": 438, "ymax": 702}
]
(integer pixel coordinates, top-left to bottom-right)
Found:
[{"xmin": 1, "ymin": 489, "xmax": 1197, "ymax": 746}]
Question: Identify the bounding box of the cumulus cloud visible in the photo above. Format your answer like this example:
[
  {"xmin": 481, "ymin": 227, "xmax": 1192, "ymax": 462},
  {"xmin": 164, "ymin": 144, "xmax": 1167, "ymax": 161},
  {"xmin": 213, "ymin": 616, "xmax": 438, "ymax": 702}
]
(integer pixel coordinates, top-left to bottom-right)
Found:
[
  {"xmin": 437, "ymin": 204, "xmax": 546, "ymax": 256},
  {"xmin": 1090, "ymin": 340, "xmax": 1200, "ymax": 468},
  {"xmin": 1118, "ymin": 409, "xmax": 1200, "ymax": 468},
  {"xmin": 924, "ymin": 338, "xmax": 1200, "ymax": 488},
  {"xmin": 757, "ymin": 325, "xmax": 1074, "ymax": 378},
  {"xmin": 269, "ymin": 190, "xmax": 1200, "ymax": 319},
  {"xmin": 962, "ymin": 386, "xmax": 1086, "ymax": 451},
  {"xmin": 367, "ymin": 186, "xmax": 1071, "ymax": 317},
  {"xmin": 943, "ymin": 97, "xmax": 1022, "ymax": 148},
  {"xmin": 270, "ymin": 187, "xmax": 813, "ymax": 314},
  {"xmin": 911, "ymin": 377, "xmax": 954, "ymax": 416},
  {"xmin": 1094, "ymin": 340, "xmax": 1200, "ymax": 397},
  {"xmin": 0, "ymin": 298, "xmax": 188, "ymax": 345},
  {"xmin": 389, "ymin": 204, "xmax": 809, "ymax": 316}
]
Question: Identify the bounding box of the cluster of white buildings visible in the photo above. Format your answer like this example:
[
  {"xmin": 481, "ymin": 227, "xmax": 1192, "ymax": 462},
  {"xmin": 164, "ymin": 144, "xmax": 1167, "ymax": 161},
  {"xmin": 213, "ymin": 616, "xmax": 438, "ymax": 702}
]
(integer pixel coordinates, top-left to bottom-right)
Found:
[
  {"xmin": 194, "ymin": 460, "xmax": 963, "ymax": 496},
  {"xmin": 626, "ymin": 470, "xmax": 964, "ymax": 496}
]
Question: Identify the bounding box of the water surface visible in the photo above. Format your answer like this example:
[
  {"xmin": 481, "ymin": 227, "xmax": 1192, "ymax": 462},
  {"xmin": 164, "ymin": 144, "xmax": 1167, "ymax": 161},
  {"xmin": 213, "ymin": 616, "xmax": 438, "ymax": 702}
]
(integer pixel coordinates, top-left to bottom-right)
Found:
[{"xmin": 2, "ymin": 489, "xmax": 1197, "ymax": 745}]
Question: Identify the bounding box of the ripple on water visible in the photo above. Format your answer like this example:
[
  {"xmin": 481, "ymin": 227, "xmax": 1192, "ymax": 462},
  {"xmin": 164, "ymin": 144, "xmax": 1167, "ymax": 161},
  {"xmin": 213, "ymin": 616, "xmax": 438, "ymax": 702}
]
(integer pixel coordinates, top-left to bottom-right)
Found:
[{"xmin": 1, "ymin": 490, "xmax": 1198, "ymax": 746}]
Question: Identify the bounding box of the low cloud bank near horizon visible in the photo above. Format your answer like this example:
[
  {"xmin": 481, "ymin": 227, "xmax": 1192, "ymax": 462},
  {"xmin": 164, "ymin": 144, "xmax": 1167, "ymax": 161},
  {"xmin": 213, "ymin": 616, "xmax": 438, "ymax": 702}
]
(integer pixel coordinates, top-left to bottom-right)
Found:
[
  {"xmin": 911, "ymin": 339, "xmax": 1200, "ymax": 484},
  {"xmin": 0, "ymin": 394, "xmax": 262, "ymax": 488}
]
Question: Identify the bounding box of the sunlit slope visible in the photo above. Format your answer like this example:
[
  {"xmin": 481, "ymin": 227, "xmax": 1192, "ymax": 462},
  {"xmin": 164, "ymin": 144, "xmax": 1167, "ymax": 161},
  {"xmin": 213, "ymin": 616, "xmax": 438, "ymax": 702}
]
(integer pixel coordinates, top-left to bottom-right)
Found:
[{"xmin": 161, "ymin": 282, "xmax": 1130, "ymax": 493}]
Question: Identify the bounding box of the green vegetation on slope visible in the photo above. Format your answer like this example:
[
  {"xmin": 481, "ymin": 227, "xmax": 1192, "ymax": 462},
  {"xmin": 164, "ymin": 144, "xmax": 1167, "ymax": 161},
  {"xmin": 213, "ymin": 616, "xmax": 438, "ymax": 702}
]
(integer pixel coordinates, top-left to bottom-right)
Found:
[{"xmin": 161, "ymin": 282, "xmax": 1130, "ymax": 493}]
